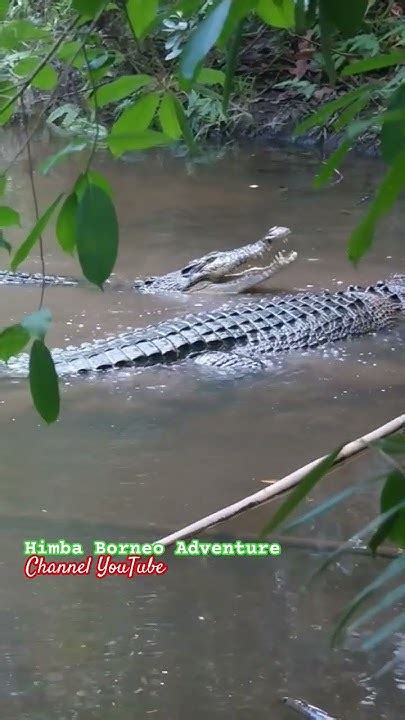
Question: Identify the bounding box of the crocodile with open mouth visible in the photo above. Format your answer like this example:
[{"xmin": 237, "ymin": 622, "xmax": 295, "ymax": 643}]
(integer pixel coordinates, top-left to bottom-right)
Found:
[{"xmin": 0, "ymin": 226, "xmax": 296, "ymax": 294}]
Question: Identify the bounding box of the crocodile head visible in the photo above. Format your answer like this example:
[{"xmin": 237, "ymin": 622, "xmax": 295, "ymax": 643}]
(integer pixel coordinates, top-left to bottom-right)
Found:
[{"xmin": 135, "ymin": 226, "xmax": 296, "ymax": 294}]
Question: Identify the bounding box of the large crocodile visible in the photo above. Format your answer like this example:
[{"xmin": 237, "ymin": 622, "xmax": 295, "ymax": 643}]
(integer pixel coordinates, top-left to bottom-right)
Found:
[
  {"xmin": 0, "ymin": 226, "xmax": 295, "ymax": 294},
  {"xmin": 3, "ymin": 275, "xmax": 404, "ymax": 377}
]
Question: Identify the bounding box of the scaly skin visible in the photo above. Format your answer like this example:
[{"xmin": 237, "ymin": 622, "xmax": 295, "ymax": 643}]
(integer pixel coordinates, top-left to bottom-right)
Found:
[
  {"xmin": 0, "ymin": 226, "xmax": 295, "ymax": 294},
  {"xmin": 282, "ymin": 697, "xmax": 337, "ymax": 719},
  {"xmin": 3, "ymin": 275, "xmax": 405, "ymax": 377}
]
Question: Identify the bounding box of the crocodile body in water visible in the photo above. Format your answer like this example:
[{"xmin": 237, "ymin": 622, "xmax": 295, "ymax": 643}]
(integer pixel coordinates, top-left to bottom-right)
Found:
[
  {"xmin": 0, "ymin": 227, "xmax": 295, "ymax": 294},
  {"xmin": 3, "ymin": 276, "xmax": 404, "ymax": 377}
]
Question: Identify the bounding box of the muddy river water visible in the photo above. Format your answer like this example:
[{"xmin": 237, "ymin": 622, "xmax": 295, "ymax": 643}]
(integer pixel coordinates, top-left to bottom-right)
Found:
[{"xmin": 0, "ymin": 132, "xmax": 404, "ymax": 718}]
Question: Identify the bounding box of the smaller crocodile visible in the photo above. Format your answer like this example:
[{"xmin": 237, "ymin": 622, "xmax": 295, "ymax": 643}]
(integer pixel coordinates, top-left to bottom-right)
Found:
[
  {"xmin": 283, "ymin": 696, "xmax": 338, "ymax": 719},
  {"xmin": 0, "ymin": 226, "xmax": 296, "ymax": 294}
]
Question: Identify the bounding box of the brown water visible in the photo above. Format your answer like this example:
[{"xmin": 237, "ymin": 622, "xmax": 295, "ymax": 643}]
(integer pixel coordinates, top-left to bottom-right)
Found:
[{"xmin": 0, "ymin": 133, "xmax": 404, "ymax": 719}]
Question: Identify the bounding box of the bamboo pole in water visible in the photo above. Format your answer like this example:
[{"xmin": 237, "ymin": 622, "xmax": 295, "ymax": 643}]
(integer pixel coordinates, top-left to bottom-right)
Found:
[{"xmin": 157, "ymin": 414, "xmax": 405, "ymax": 548}]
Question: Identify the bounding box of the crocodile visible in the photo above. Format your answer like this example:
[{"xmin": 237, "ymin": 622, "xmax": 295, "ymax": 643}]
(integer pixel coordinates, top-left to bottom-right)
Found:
[
  {"xmin": 282, "ymin": 696, "xmax": 337, "ymax": 719},
  {"xmin": 0, "ymin": 226, "xmax": 296, "ymax": 294},
  {"xmin": 3, "ymin": 275, "xmax": 404, "ymax": 377}
]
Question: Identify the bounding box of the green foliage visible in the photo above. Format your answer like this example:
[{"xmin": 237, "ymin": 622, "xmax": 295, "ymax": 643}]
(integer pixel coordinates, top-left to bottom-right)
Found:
[
  {"xmin": 90, "ymin": 74, "xmax": 154, "ymax": 107},
  {"xmin": 180, "ymin": 0, "xmax": 232, "ymax": 80},
  {"xmin": 0, "ymin": 323, "xmax": 30, "ymax": 360},
  {"xmin": 76, "ymin": 179, "xmax": 118, "ymax": 288},
  {"xmin": 256, "ymin": 0, "xmax": 294, "ymax": 29},
  {"xmin": 0, "ymin": 206, "xmax": 20, "ymax": 226},
  {"xmin": 126, "ymin": 0, "xmax": 159, "ymax": 40},
  {"xmin": 11, "ymin": 194, "xmax": 64, "ymax": 270},
  {"xmin": 29, "ymin": 339, "xmax": 60, "ymax": 423}
]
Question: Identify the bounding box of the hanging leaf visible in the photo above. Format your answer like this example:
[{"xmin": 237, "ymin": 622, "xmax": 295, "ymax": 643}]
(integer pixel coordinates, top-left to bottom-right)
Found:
[
  {"xmin": 29, "ymin": 340, "xmax": 60, "ymax": 424},
  {"xmin": 76, "ymin": 182, "xmax": 118, "ymax": 288},
  {"xmin": 0, "ymin": 324, "xmax": 30, "ymax": 361},
  {"xmin": 56, "ymin": 193, "xmax": 78, "ymax": 254},
  {"xmin": 348, "ymin": 150, "xmax": 405, "ymax": 262},
  {"xmin": 196, "ymin": 68, "xmax": 225, "ymax": 86},
  {"xmin": 223, "ymin": 20, "xmax": 245, "ymax": 113},
  {"xmin": 322, "ymin": 0, "xmax": 367, "ymax": 37},
  {"xmin": 377, "ymin": 471, "xmax": 405, "ymax": 548},
  {"xmin": 38, "ymin": 142, "xmax": 87, "ymax": 175},
  {"xmin": 319, "ymin": 0, "xmax": 336, "ymax": 85},
  {"xmin": 0, "ymin": 19, "xmax": 50, "ymax": 50},
  {"xmin": 180, "ymin": 0, "xmax": 232, "ymax": 81},
  {"xmin": 342, "ymin": 51, "xmax": 405, "ymax": 77},
  {"xmin": 172, "ymin": 94, "xmax": 198, "ymax": 154},
  {"xmin": 257, "ymin": 0, "xmax": 294, "ymax": 28},
  {"xmin": 0, "ymin": 1, "xmax": 9, "ymax": 21},
  {"xmin": 75, "ymin": 170, "xmax": 113, "ymax": 199},
  {"xmin": 0, "ymin": 206, "xmax": 20, "ymax": 227},
  {"xmin": 108, "ymin": 92, "xmax": 161, "ymax": 154},
  {"xmin": 14, "ymin": 58, "xmax": 58, "ymax": 90},
  {"xmin": 260, "ymin": 446, "xmax": 343, "ymax": 537},
  {"xmin": 381, "ymin": 85, "xmax": 405, "ymax": 165},
  {"xmin": 11, "ymin": 194, "xmax": 64, "ymax": 270},
  {"xmin": 313, "ymin": 138, "xmax": 352, "ymax": 188},
  {"xmin": 159, "ymin": 93, "xmax": 182, "ymax": 139},
  {"xmin": 72, "ymin": 0, "xmax": 107, "ymax": 17},
  {"xmin": 108, "ymin": 129, "xmax": 170, "ymax": 157},
  {"xmin": 0, "ymin": 231, "xmax": 11, "ymax": 254},
  {"xmin": 294, "ymin": 86, "xmax": 370, "ymax": 136},
  {"xmin": 126, "ymin": 0, "xmax": 159, "ymax": 39},
  {"xmin": 90, "ymin": 74, "xmax": 154, "ymax": 107}
]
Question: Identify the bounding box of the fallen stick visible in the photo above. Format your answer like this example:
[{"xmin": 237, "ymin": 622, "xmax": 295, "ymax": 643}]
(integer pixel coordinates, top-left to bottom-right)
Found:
[{"xmin": 157, "ymin": 414, "xmax": 405, "ymax": 548}]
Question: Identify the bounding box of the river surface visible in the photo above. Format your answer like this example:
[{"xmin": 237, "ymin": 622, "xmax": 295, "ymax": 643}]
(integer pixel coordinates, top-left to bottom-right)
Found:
[{"xmin": 0, "ymin": 132, "xmax": 404, "ymax": 719}]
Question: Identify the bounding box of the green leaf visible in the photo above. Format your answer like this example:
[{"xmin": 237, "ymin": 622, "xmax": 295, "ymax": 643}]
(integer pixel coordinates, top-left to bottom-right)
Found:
[
  {"xmin": 180, "ymin": 0, "xmax": 232, "ymax": 81},
  {"xmin": 159, "ymin": 93, "xmax": 182, "ymax": 139},
  {"xmin": 306, "ymin": 0, "xmax": 318, "ymax": 25},
  {"xmin": 333, "ymin": 92, "xmax": 371, "ymax": 132},
  {"xmin": 56, "ymin": 193, "xmax": 78, "ymax": 254},
  {"xmin": 257, "ymin": 0, "xmax": 294, "ymax": 28},
  {"xmin": 38, "ymin": 142, "xmax": 87, "ymax": 175},
  {"xmin": 342, "ymin": 51, "xmax": 405, "ymax": 77},
  {"xmin": 322, "ymin": 0, "xmax": 367, "ymax": 37},
  {"xmin": 375, "ymin": 433, "xmax": 405, "ymax": 458},
  {"xmin": 348, "ymin": 150, "xmax": 405, "ymax": 263},
  {"xmin": 108, "ymin": 129, "xmax": 170, "ymax": 157},
  {"xmin": 22, "ymin": 308, "xmax": 52, "ymax": 340},
  {"xmin": 172, "ymin": 94, "xmax": 198, "ymax": 154},
  {"xmin": 379, "ymin": 471, "xmax": 405, "ymax": 548},
  {"xmin": 362, "ymin": 613, "xmax": 405, "ymax": 652},
  {"xmin": 0, "ymin": 19, "xmax": 50, "ymax": 50},
  {"xmin": 90, "ymin": 74, "xmax": 154, "ymax": 107},
  {"xmin": 32, "ymin": 64, "xmax": 58, "ymax": 91},
  {"xmin": 29, "ymin": 339, "xmax": 60, "ymax": 424},
  {"xmin": 0, "ymin": 231, "xmax": 11, "ymax": 254},
  {"xmin": 294, "ymin": 86, "xmax": 370, "ymax": 136},
  {"xmin": 56, "ymin": 40, "xmax": 82, "ymax": 64},
  {"xmin": 0, "ymin": 99, "xmax": 15, "ymax": 125},
  {"xmin": 223, "ymin": 20, "xmax": 244, "ymax": 113},
  {"xmin": 196, "ymin": 68, "xmax": 225, "ymax": 86},
  {"xmin": 82, "ymin": 170, "xmax": 113, "ymax": 199},
  {"xmin": 260, "ymin": 446, "xmax": 343, "ymax": 538},
  {"xmin": 72, "ymin": 0, "xmax": 107, "ymax": 17},
  {"xmin": 350, "ymin": 585, "xmax": 405, "ymax": 633},
  {"xmin": 126, "ymin": 0, "xmax": 159, "ymax": 39},
  {"xmin": 0, "ymin": 324, "xmax": 30, "ymax": 361},
  {"xmin": 331, "ymin": 555, "xmax": 405, "ymax": 647},
  {"xmin": 381, "ymin": 85, "xmax": 405, "ymax": 165},
  {"xmin": 11, "ymin": 194, "xmax": 63, "ymax": 271},
  {"xmin": 310, "ymin": 503, "xmax": 405, "ymax": 585},
  {"xmin": 14, "ymin": 58, "xmax": 58, "ymax": 91},
  {"xmin": 295, "ymin": 0, "xmax": 306, "ymax": 32},
  {"xmin": 0, "ymin": 206, "xmax": 20, "ymax": 227},
  {"xmin": 313, "ymin": 138, "xmax": 352, "ymax": 188},
  {"xmin": 0, "ymin": 1, "xmax": 9, "ymax": 21},
  {"xmin": 108, "ymin": 92, "xmax": 161, "ymax": 153},
  {"xmin": 319, "ymin": 0, "xmax": 336, "ymax": 85},
  {"xmin": 76, "ymin": 182, "xmax": 118, "ymax": 288},
  {"xmin": 218, "ymin": 0, "xmax": 257, "ymax": 46}
]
